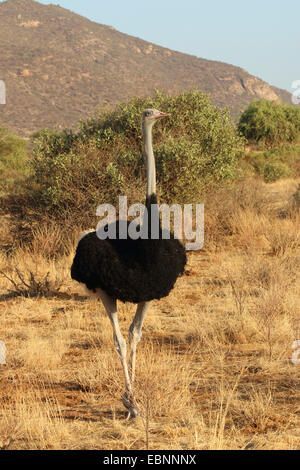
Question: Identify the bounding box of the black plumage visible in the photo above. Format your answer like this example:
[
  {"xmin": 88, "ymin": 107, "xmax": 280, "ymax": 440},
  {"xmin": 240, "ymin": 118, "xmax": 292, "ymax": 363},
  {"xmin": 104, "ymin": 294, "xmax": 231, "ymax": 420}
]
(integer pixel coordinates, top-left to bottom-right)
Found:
[{"xmin": 71, "ymin": 194, "xmax": 187, "ymax": 303}]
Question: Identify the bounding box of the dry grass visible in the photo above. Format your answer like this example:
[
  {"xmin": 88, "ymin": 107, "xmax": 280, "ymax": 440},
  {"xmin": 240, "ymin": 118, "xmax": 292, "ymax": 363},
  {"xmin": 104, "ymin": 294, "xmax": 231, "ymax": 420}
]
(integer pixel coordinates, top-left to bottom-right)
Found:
[{"xmin": 0, "ymin": 178, "xmax": 299, "ymax": 450}]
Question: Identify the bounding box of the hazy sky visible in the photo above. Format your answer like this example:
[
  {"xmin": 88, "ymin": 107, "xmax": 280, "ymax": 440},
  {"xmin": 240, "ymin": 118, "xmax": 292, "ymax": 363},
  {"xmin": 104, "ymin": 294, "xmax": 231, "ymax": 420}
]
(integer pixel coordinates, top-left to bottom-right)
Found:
[{"xmin": 12, "ymin": 0, "xmax": 300, "ymax": 92}]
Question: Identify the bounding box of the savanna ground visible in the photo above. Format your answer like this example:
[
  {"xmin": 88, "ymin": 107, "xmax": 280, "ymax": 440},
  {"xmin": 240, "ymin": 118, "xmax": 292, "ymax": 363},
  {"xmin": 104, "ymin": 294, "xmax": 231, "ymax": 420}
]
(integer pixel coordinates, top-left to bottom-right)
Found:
[{"xmin": 0, "ymin": 177, "xmax": 299, "ymax": 450}]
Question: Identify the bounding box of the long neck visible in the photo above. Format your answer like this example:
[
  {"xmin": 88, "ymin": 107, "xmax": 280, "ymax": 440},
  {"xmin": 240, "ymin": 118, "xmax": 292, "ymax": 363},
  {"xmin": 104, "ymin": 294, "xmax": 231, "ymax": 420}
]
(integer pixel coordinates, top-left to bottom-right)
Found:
[
  {"xmin": 143, "ymin": 122, "xmax": 156, "ymax": 197},
  {"xmin": 142, "ymin": 121, "xmax": 159, "ymax": 238}
]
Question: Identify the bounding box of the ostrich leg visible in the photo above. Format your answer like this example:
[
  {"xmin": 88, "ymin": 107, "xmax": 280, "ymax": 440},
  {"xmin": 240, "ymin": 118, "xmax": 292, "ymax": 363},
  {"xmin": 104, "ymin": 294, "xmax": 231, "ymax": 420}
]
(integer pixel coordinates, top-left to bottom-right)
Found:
[
  {"xmin": 129, "ymin": 302, "xmax": 151, "ymax": 387},
  {"xmin": 98, "ymin": 289, "xmax": 138, "ymax": 418}
]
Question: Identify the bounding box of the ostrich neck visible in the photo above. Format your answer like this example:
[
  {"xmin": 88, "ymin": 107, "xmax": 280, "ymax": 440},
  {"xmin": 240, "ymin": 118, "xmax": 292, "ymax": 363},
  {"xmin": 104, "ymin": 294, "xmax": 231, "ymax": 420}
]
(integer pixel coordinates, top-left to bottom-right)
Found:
[
  {"xmin": 142, "ymin": 122, "xmax": 159, "ymax": 238},
  {"xmin": 143, "ymin": 123, "xmax": 156, "ymax": 197}
]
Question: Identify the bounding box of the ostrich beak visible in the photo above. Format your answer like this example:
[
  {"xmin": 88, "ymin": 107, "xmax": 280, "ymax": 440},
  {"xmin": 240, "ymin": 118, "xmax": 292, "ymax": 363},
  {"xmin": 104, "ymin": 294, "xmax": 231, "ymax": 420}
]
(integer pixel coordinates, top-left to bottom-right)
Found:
[{"xmin": 153, "ymin": 112, "xmax": 169, "ymax": 119}]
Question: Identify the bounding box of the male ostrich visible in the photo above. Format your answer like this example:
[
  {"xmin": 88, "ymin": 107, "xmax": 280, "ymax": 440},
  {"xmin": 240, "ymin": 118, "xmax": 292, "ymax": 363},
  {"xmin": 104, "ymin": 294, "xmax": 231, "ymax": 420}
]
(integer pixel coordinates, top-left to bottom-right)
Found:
[{"xmin": 71, "ymin": 109, "xmax": 187, "ymax": 418}]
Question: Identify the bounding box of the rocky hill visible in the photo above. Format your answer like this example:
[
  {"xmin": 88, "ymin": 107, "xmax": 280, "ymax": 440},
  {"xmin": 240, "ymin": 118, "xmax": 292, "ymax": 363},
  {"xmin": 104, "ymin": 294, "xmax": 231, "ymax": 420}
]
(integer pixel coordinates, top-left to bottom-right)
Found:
[{"xmin": 0, "ymin": 0, "xmax": 291, "ymax": 136}]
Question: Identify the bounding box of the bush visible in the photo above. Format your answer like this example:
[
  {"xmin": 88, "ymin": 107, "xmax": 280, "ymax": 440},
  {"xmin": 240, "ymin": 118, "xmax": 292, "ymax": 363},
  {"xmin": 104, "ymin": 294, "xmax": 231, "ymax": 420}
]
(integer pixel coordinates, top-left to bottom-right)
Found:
[
  {"xmin": 28, "ymin": 90, "xmax": 244, "ymax": 227},
  {"xmin": 263, "ymin": 161, "xmax": 290, "ymax": 183},
  {"xmin": 238, "ymin": 100, "xmax": 300, "ymax": 148},
  {"xmin": 244, "ymin": 143, "xmax": 300, "ymax": 182},
  {"xmin": 31, "ymin": 128, "xmax": 76, "ymax": 158},
  {"xmin": 0, "ymin": 128, "xmax": 29, "ymax": 190}
]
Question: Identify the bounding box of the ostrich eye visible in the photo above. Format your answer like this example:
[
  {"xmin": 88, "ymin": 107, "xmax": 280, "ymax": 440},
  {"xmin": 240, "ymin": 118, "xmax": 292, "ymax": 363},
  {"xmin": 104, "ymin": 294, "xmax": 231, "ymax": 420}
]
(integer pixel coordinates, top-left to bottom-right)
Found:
[{"xmin": 145, "ymin": 111, "xmax": 151, "ymax": 117}]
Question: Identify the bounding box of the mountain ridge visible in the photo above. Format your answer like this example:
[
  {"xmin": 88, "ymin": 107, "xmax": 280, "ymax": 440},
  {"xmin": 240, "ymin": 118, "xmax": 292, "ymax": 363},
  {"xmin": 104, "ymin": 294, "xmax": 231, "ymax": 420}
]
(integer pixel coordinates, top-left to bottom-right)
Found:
[{"xmin": 0, "ymin": 0, "xmax": 292, "ymax": 136}]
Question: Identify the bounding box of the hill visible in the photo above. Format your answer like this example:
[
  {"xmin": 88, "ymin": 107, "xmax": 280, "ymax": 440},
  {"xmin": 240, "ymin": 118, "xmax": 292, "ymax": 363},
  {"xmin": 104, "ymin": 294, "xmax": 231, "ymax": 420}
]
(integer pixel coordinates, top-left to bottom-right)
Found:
[{"xmin": 0, "ymin": 0, "xmax": 292, "ymax": 136}]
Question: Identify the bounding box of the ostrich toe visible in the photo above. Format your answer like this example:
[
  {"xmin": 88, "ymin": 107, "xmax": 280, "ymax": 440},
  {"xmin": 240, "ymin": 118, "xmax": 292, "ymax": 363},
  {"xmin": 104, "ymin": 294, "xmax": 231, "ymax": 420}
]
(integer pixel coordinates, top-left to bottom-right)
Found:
[{"xmin": 122, "ymin": 392, "xmax": 139, "ymax": 419}]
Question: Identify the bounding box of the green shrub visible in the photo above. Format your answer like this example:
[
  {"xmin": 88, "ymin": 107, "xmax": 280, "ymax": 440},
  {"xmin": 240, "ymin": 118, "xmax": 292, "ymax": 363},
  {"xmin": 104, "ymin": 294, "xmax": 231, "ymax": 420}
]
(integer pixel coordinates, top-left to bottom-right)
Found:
[
  {"xmin": 263, "ymin": 161, "xmax": 290, "ymax": 183},
  {"xmin": 0, "ymin": 128, "xmax": 29, "ymax": 190},
  {"xmin": 31, "ymin": 129, "xmax": 76, "ymax": 158},
  {"xmin": 29, "ymin": 90, "xmax": 244, "ymax": 226},
  {"xmin": 238, "ymin": 100, "xmax": 300, "ymax": 148},
  {"xmin": 244, "ymin": 143, "xmax": 300, "ymax": 182}
]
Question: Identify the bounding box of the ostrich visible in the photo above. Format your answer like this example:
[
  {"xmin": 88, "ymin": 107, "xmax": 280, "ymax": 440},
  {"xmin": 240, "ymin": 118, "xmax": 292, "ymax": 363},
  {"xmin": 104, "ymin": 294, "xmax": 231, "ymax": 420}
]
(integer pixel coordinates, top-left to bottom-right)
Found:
[{"xmin": 71, "ymin": 109, "xmax": 187, "ymax": 418}]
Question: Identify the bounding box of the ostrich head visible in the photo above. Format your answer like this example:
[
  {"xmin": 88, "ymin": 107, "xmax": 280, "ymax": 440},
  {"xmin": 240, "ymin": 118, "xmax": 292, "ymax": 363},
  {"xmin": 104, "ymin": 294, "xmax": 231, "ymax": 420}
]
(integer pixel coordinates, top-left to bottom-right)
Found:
[{"xmin": 142, "ymin": 109, "xmax": 169, "ymax": 127}]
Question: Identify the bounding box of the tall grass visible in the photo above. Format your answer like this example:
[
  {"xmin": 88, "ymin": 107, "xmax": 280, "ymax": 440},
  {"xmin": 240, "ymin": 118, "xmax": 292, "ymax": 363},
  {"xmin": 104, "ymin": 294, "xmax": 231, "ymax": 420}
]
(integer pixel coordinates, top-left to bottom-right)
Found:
[{"xmin": 0, "ymin": 175, "xmax": 299, "ymax": 449}]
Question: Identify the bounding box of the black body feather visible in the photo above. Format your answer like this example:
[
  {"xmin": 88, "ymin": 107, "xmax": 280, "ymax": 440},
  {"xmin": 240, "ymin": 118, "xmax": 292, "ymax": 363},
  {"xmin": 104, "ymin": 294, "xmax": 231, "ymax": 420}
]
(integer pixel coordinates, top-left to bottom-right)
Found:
[{"xmin": 71, "ymin": 195, "xmax": 187, "ymax": 303}]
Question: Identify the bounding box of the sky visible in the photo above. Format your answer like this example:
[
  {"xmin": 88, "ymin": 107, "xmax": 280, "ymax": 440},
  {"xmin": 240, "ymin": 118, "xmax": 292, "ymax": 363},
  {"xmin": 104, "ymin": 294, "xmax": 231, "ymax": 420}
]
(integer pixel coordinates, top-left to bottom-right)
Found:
[{"xmin": 9, "ymin": 0, "xmax": 300, "ymax": 92}]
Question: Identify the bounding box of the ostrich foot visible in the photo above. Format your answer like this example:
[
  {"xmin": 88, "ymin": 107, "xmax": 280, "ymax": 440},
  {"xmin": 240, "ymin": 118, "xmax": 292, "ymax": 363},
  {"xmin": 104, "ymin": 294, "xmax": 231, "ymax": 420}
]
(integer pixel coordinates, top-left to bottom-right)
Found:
[{"xmin": 122, "ymin": 392, "xmax": 139, "ymax": 419}]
